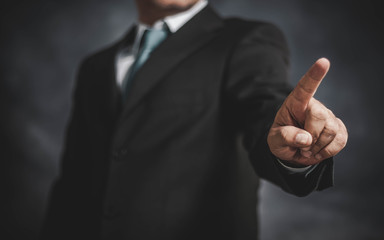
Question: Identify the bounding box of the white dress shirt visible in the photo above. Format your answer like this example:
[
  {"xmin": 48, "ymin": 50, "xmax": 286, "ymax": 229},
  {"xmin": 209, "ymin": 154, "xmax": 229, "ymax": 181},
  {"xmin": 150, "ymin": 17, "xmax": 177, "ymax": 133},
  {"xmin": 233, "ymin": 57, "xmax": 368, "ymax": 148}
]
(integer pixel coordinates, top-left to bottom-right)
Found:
[
  {"xmin": 115, "ymin": 0, "xmax": 208, "ymax": 88},
  {"xmin": 115, "ymin": 0, "xmax": 315, "ymax": 174}
]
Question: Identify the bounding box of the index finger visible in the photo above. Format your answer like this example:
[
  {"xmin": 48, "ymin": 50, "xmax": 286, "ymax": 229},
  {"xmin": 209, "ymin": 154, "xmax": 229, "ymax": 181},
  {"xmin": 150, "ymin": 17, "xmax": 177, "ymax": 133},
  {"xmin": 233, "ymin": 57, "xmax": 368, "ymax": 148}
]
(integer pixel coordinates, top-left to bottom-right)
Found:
[{"xmin": 291, "ymin": 58, "xmax": 330, "ymax": 104}]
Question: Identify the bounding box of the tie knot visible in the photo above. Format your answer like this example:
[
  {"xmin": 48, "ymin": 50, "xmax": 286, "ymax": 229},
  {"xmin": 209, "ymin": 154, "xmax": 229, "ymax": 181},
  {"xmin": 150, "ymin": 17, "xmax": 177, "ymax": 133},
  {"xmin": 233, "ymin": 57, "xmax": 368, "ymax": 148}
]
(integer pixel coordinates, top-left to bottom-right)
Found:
[{"xmin": 141, "ymin": 26, "xmax": 169, "ymax": 51}]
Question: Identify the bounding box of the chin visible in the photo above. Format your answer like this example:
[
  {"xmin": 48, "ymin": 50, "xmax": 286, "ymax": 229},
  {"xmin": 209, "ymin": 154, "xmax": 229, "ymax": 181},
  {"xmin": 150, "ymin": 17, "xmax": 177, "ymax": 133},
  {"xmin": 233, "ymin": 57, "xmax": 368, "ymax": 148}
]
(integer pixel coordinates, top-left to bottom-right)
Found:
[{"xmin": 150, "ymin": 0, "xmax": 199, "ymax": 9}]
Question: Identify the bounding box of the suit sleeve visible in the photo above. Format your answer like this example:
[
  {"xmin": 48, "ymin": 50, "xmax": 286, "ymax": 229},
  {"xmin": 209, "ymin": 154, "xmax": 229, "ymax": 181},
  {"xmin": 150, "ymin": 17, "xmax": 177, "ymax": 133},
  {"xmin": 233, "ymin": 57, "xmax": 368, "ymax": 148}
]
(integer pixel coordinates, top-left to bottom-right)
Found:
[
  {"xmin": 40, "ymin": 59, "xmax": 93, "ymax": 239},
  {"xmin": 224, "ymin": 22, "xmax": 333, "ymax": 197}
]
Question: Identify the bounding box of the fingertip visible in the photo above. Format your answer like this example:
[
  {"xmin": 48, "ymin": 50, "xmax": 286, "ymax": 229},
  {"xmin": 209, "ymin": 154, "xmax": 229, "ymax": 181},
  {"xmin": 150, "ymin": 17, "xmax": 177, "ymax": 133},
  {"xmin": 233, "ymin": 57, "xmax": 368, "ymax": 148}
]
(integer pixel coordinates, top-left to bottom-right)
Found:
[
  {"xmin": 317, "ymin": 57, "xmax": 330, "ymax": 69},
  {"xmin": 295, "ymin": 132, "xmax": 312, "ymax": 145},
  {"xmin": 309, "ymin": 58, "xmax": 330, "ymax": 81}
]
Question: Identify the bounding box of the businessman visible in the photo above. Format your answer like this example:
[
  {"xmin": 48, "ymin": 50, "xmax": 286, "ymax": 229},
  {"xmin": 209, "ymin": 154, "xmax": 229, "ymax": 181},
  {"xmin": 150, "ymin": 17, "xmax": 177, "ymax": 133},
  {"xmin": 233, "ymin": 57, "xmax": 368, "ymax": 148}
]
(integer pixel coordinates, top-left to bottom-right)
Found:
[{"xmin": 41, "ymin": 0, "xmax": 348, "ymax": 239}]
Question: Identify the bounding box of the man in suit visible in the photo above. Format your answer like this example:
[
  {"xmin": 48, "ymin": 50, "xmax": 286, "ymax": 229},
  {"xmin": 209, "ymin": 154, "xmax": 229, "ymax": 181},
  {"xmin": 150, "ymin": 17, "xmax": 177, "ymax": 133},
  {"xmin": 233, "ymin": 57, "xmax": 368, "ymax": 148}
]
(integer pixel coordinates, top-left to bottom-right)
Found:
[{"xmin": 41, "ymin": 0, "xmax": 347, "ymax": 239}]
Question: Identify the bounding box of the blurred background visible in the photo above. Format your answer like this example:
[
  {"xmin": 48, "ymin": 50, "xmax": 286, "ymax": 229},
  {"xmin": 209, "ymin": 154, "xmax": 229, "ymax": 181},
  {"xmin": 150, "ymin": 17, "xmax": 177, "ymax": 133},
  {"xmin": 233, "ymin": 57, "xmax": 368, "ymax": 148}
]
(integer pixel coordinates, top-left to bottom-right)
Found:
[{"xmin": 1, "ymin": 0, "xmax": 383, "ymax": 239}]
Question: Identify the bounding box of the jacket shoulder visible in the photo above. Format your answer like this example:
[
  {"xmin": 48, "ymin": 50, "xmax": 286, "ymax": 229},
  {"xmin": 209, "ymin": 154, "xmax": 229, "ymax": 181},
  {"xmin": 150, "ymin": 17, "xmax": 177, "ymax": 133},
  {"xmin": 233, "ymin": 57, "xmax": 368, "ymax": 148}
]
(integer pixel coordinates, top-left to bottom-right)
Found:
[
  {"xmin": 80, "ymin": 44, "xmax": 117, "ymax": 69},
  {"xmin": 223, "ymin": 17, "xmax": 284, "ymax": 35},
  {"xmin": 223, "ymin": 17, "xmax": 289, "ymax": 55}
]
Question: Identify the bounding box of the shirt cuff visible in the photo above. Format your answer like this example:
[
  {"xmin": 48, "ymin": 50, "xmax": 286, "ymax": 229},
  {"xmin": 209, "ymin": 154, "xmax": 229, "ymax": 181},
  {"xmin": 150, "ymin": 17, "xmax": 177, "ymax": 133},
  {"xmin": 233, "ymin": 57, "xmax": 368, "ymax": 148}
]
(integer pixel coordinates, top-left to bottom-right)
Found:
[{"xmin": 276, "ymin": 158, "xmax": 318, "ymax": 177}]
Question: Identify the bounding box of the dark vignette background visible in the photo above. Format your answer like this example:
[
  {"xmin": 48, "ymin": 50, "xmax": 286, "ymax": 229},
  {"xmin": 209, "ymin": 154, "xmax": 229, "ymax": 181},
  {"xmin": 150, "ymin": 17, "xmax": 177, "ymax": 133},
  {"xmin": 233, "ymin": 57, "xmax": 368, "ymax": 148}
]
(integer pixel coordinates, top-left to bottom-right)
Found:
[{"xmin": 1, "ymin": 0, "xmax": 383, "ymax": 239}]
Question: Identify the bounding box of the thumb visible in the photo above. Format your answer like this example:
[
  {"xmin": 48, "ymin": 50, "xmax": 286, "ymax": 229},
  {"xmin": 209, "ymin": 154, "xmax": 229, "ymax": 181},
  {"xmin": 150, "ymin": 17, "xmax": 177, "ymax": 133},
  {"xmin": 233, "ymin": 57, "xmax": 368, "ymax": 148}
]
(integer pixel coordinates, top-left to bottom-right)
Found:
[{"xmin": 269, "ymin": 126, "xmax": 313, "ymax": 148}]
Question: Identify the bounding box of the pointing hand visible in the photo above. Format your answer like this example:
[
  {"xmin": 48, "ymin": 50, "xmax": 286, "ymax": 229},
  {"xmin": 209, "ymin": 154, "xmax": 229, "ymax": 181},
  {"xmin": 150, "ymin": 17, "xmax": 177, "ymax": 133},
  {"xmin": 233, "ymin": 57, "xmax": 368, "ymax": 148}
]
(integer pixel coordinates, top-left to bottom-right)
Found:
[{"xmin": 267, "ymin": 58, "xmax": 348, "ymax": 166}]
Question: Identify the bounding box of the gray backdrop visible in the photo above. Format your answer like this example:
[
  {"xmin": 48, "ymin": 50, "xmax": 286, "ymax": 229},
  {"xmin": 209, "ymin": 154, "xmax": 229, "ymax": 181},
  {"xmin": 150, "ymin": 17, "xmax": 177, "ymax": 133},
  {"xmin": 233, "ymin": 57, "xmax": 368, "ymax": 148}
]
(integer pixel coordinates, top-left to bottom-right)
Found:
[{"xmin": 1, "ymin": 0, "xmax": 383, "ymax": 239}]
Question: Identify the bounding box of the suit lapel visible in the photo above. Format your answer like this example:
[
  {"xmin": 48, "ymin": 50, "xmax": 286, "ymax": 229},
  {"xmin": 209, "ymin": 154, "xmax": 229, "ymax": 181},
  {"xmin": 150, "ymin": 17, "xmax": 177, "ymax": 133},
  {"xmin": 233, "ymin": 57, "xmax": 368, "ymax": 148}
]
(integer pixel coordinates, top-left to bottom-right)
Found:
[
  {"xmin": 85, "ymin": 25, "xmax": 137, "ymax": 127},
  {"xmin": 117, "ymin": 5, "xmax": 224, "ymax": 124}
]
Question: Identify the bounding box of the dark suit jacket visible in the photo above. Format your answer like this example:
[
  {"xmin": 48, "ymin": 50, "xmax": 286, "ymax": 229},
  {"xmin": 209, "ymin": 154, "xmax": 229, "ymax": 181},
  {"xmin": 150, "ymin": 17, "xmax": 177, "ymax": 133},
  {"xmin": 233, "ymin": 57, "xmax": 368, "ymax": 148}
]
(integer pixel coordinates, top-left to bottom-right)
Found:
[{"xmin": 41, "ymin": 5, "xmax": 333, "ymax": 240}]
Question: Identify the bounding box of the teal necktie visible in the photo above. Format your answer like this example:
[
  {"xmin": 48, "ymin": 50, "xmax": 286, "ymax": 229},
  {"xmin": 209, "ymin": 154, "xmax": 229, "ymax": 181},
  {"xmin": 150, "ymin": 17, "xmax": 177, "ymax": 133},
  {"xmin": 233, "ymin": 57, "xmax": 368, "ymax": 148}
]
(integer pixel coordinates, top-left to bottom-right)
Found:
[{"xmin": 122, "ymin": 26, "xmax": 169, "ymax": 101}]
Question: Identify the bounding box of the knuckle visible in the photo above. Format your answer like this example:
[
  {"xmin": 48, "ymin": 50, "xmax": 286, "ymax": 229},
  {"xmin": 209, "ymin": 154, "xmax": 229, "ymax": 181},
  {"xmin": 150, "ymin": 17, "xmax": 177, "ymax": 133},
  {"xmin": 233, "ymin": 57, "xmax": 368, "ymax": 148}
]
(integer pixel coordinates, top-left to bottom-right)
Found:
[
  {"xmin": 328, "ymin": 116, "xmax": 338, "ymax": 128},
  {"xmin": 340, "ymin": 134, "xmax": 348, "ymax": 148},
  {"xmin": 322, "ymin": 127, "xmax": 337, "ymax": 139},
  {"xmin": 337, "ymin": 118, "xmax": 348, "ymax": 133},
  {"xmin": 335, "ymin": 134, "xmax": 347, "ymax": 149},
  {"xmin": 327, "ymin": 109, "xmax": 335, "ymax": 117}
]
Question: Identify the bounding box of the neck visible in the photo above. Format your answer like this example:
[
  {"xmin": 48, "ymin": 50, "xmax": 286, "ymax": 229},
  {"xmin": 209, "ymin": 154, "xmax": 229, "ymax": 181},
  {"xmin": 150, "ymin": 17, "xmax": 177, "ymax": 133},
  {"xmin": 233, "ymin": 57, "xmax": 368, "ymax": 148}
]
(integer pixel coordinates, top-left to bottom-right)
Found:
[{"xmin": 135, "ymin": 0, "xmax": 199, "ymax": 26}]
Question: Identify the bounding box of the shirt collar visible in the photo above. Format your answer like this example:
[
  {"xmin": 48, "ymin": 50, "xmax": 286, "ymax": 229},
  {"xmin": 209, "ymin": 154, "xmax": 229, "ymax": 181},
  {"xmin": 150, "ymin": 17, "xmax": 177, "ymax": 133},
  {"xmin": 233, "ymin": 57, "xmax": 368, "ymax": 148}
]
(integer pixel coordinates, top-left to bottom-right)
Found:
[
  {"xmin": 163, "ymin": 0, "xmax": 208, "ymax": 32},
  {"xmin": 130, "ymin": 0, "xmax": 207, "ymax": 56},
  {"xmin": 137, "ymin": 0, "xmax": 208, "ymax": 33}
]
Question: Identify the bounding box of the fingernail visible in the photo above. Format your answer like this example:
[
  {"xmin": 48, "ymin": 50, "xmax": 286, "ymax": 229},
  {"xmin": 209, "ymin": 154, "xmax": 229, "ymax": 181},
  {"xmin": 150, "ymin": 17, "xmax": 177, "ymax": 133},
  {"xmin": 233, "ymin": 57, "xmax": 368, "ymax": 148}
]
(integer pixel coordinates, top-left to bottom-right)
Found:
[
  {"xmin": 315, "ymin": 154, "xmax": 322, "ymax": 160},
  {"xmin": 301, "ymin": 150, "xmax": 312, "ymax": 158},
  {"xmin": 296, "ymin": 133, "xmax": 309, "ymax": 144}
]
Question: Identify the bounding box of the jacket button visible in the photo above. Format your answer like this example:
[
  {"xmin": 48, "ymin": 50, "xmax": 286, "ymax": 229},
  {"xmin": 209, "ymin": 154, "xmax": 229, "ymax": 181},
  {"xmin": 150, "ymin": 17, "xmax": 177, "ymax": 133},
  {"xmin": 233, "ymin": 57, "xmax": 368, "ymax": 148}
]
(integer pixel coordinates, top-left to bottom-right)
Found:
[
  {"xmin": 111, "ymin": 149, "xmax": 127, "ymax": 161},
  {"xmin": 111, "ymin": 151, "xmax": 119, "ymax": 161},
  {"xmin": 120, "ymin": 149, "xmax": 128, "ymax": 156}
]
